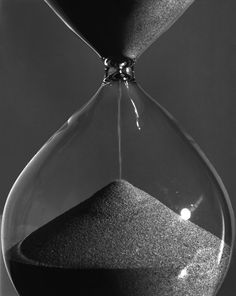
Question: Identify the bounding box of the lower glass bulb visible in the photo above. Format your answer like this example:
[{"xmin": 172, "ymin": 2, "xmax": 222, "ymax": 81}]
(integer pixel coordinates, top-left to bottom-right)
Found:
[{"xmin": 1, "ymin": 59, "xmax": 234, "ymax": 296}]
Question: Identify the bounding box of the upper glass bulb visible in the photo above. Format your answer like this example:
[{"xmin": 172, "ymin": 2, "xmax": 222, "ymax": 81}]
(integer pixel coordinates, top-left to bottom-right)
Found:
[
  {"xmin": 45, "ymin": 0, "xmax": 195, "ymax": 60},
  {"xmin": 1, "ymin": 1, "xmax": 234, "ymax": 296}
]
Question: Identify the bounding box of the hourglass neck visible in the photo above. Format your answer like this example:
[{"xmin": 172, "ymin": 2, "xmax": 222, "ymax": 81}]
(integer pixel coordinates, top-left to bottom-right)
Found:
[{"xmin": 103, "ymin": 58, "xmax": 136, "ymax": 83}]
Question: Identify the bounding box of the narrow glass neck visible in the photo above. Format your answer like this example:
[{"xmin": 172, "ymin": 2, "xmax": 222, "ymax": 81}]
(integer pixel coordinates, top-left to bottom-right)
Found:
[{"xmin": 103, "ymin": 58, "xmax": 135, "ymax": 83}]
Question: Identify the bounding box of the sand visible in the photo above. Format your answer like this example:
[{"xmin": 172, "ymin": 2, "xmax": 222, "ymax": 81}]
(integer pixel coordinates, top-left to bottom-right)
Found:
[
  {"xmin": 45, "ymin": 0, "xmax": 195, "ymax": 60},
  {"xmin": 15, "ymin": 180, "xmax": 230, "ymax": 295}
]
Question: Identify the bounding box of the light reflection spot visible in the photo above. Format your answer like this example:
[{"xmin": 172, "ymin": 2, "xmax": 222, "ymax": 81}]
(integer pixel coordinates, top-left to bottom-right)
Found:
[
  {"xmin": 180, "ymin": 208, "xmax": 191, "ymax": 220},
  {"xmin": 178, "ymin": 268, "xmax": 188, "ymax": 279}
]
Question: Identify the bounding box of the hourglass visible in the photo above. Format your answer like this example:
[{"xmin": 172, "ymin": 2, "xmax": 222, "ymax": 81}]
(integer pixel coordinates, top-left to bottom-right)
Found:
[{"xmin": 1, "ymin": 0, "xmax": 235, "ymax": 295}]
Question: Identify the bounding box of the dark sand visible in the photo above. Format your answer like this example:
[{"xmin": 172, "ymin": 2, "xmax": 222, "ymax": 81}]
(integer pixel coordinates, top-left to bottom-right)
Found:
[
  {"xmin": 45, "ymin": 0, "xmax": 195, "ymax": 60},
  {"xmin": 9, "ymin": 180, "xmax": 230, "ymax": 296}
]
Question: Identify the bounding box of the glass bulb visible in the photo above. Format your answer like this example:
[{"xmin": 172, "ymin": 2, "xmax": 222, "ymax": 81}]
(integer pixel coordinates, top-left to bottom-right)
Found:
[{"xmin": 1, "ymin": 1, "xmax": 235, "ymax": 296}]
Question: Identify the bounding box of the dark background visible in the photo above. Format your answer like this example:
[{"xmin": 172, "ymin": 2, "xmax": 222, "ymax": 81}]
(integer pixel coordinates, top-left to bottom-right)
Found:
[{"xmin": 0, "ymin": 0, "xmax": 236, "ymax": 295}]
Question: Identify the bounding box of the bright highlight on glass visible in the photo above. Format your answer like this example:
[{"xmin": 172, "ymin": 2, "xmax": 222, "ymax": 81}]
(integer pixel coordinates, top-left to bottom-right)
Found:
[{"xmin": 180, "ymin": 208, "xmax": 191, "ymax": 220}]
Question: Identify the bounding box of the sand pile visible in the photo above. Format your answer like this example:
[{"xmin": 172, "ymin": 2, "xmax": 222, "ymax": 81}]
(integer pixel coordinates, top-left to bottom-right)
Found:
[{"xmin": 15, "ymin": 180, "xmax": 229, "ymax": 295}]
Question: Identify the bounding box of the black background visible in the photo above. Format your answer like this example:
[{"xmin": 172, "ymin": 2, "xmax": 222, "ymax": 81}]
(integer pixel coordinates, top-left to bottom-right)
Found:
[{"xmin": 0, "ymin": 0, "xmax": 236, "ymax": 295}]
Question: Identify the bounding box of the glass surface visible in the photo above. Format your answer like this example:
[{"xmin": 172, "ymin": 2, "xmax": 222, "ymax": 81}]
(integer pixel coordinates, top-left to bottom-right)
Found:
[
  {"xmin": 1, "ymin": 1, "xmax": 235, "ymax": 296},
  {"xmin": 0, "ymin": 216, "xmax": 18, "ymax": 296}
]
